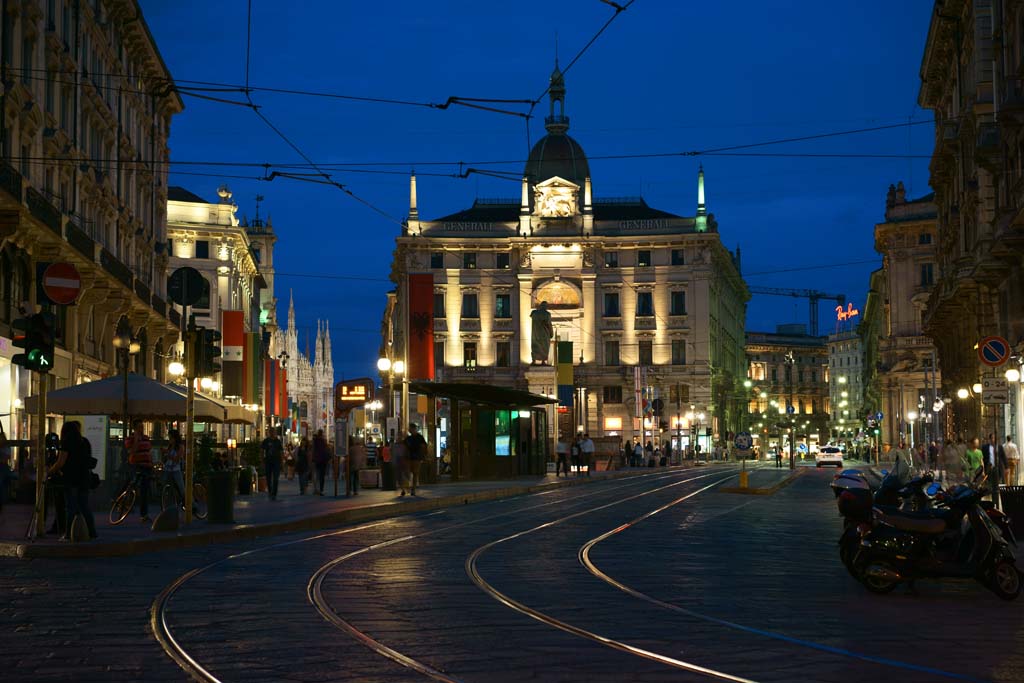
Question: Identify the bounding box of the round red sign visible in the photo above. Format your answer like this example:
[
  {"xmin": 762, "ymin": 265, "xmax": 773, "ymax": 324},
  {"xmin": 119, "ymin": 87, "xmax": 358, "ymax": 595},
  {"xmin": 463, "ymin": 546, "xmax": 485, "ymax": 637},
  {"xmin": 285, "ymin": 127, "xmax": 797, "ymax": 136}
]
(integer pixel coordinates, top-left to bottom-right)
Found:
[{"xmin": 42, "ymin": 262, "xmax": 82, "ymax": 305}]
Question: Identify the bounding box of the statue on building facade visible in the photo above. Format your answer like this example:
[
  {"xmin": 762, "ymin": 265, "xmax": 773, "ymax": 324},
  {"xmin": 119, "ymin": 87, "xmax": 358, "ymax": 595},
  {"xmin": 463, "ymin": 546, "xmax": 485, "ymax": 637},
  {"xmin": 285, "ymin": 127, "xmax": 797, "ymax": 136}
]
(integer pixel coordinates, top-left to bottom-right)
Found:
[{"xmin": 530, "ymin": 301, "xmax": 554, "ymax": 364}]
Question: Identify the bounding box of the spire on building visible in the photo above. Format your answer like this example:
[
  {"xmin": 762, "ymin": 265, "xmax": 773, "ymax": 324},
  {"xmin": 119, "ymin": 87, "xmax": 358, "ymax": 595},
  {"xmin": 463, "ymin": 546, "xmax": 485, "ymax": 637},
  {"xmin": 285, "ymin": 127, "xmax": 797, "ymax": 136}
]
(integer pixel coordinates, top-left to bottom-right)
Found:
[
  {"xmin": 546, "ymin": 58, "xmax": 568, "ymax": 134},
  {"xmin": 409, "ymin": 172, "xmax": 418, "ymax": 220},
  {"xmin": 288, "ymin": 289, "xmax": 295, "ymax": 329},
  {"xmin": 695, "ymin": 165, "xmax": 708, "ymax": 233}
]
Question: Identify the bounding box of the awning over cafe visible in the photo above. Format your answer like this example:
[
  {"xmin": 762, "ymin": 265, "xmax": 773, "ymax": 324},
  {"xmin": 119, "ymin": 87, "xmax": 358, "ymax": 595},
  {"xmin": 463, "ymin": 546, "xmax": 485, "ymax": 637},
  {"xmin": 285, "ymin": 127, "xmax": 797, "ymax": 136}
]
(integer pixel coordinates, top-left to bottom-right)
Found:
[{"xmin": 407, "ymin": 381, "xmax": 558, "ymax": 408}]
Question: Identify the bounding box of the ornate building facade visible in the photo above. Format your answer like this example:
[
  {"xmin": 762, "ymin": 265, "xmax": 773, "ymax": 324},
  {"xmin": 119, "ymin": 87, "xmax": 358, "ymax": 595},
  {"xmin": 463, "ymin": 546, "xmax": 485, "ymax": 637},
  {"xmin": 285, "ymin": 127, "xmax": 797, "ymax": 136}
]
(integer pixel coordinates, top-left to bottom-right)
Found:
[
  {"xmin": 0, "ymin": 0, "xmax": 182, "ymax": 442},
  {"xmin": 871, "ymin": 183, "xmax": 942, "ymax": 446},
  {"xmin": 919, "ymin": 2, "xmax": 1024, "ymax": 441},
  {"xmin": 276, "ymin": 294, "xmax": 334, "ymax": 438},
  {"xmin": 382, "ymin": 67, "xmax": 748, "ymax": 451},
  {"xmin": 745, "ymin": 325, "xmax": 830, "ymax": 454},
  {"xmin": 828, "ymin": 329, "xmax": 865, "ymax": 445}
]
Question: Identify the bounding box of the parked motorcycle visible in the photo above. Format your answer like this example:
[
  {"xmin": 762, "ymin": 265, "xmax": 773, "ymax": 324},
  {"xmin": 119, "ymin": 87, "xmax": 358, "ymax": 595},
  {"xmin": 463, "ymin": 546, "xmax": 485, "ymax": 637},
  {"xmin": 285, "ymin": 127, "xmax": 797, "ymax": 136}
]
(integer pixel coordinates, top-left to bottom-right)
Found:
[{"xmin": 852, "ymin": 475, "xmax": 1021, "ymax": 600}]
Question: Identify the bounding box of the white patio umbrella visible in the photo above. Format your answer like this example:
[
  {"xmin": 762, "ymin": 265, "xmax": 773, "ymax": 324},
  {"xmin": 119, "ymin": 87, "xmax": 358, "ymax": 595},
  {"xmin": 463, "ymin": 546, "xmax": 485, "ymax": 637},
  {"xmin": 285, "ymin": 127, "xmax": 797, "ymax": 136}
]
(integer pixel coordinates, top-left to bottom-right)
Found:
[{"xmin": 24, "ymin": 373, "xmax": 223, "ymax": 422}]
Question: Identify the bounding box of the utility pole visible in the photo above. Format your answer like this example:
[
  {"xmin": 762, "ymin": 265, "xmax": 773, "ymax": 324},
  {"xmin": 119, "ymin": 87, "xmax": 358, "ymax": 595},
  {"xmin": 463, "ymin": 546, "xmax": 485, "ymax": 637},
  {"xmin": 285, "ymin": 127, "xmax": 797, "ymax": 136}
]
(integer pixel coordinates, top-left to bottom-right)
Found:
[{"xmin": 786, "ymin": 350, "xmax": 796, "ymax": 470}]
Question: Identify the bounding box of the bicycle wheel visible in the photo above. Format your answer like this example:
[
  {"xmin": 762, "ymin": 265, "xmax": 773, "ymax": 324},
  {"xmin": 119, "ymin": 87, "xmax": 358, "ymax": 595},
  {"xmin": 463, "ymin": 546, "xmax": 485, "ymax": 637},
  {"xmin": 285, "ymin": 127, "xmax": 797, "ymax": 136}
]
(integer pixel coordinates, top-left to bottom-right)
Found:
[
  {"xmin": 161, "ymin": 483, "xmax": 176, "ymax": 512},
  {"xmin": 109, "ymin": 487, "xmax": 136, "ymax": 525},
  {"xmin": 192, "ymin": 482, "xmax": 208, "ymax": 519}
]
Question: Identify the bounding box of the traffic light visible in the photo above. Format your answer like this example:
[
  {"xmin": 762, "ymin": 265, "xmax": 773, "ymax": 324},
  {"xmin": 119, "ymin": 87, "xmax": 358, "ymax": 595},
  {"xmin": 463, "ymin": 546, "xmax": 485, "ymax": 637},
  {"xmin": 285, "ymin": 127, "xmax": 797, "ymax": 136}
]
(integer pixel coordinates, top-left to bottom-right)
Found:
[
  {"xmin": 12, "ymin": 313, "xmax": 55, "ymax": 373},
  {"xmin": 196, "ymin": 327, "xmax": 222, "ymax": 377}
]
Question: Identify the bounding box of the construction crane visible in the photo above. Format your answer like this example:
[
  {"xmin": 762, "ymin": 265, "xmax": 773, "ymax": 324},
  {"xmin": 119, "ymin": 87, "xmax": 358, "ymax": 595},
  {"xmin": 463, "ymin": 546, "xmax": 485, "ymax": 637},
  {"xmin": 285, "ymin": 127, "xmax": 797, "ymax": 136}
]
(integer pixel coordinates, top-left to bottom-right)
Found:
[{"xmin": 747, "ymin": 287, "xmax": 846, "ymax": 336}]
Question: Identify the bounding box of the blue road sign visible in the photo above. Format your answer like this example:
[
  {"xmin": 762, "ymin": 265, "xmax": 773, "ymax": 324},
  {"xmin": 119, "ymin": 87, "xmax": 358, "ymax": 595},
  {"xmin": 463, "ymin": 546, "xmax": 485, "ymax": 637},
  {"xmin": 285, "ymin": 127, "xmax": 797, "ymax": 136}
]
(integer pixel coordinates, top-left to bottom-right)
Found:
[
  {"xmin": 876, "ymin": 412, "xmax": 883, "ymax": 421},
  {"xmin": 734, "ymin": 432, "xmax": 752, "ymax": 450},
  {"xmin": 786, "ymin": 405, "xmax": 795, "ymax": 414}
]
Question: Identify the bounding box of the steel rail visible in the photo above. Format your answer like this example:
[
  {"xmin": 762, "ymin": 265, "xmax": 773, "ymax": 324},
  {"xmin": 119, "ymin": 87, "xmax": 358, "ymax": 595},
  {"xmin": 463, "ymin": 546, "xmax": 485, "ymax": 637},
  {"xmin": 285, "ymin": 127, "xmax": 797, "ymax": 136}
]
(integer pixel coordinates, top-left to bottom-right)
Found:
[
  {"xmin": 150, "ymin": 467, "xmax": 690, "ymax": 680},
  {"xmin": 578, "ymin": 477, "xmax": 989, "ymax": 683},
  {"xmin": 465, "ymin": 471, "xmax": 759, "ymax": 683}
]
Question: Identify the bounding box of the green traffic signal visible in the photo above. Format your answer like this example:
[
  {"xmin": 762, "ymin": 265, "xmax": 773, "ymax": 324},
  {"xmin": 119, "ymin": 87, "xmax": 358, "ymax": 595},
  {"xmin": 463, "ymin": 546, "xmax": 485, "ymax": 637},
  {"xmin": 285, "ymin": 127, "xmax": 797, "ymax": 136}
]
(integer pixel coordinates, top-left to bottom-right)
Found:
[{"xmin": 12, "ymin": 313, "xmax": 55, "ymax": 373}]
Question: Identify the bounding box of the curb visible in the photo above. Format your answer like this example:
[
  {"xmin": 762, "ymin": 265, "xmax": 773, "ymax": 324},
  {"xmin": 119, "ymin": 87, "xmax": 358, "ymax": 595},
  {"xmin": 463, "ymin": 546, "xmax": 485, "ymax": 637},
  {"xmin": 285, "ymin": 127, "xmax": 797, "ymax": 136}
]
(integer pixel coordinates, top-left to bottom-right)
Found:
[
  {"xmin": 719, "ymin": 468, "xmax": 804, "ymax": 495},
  {"xmin": 0, "ymin": 466, "xmax": 692, "ymax": 560}
]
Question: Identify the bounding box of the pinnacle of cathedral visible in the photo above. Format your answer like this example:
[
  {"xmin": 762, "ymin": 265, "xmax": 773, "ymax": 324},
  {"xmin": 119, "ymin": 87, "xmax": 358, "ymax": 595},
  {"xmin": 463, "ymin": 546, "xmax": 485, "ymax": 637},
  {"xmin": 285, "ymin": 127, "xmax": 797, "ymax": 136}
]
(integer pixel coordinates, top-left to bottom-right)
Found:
[{"xmin": 288, "ymin": 290, "xmax": 295, "ymax": 328}]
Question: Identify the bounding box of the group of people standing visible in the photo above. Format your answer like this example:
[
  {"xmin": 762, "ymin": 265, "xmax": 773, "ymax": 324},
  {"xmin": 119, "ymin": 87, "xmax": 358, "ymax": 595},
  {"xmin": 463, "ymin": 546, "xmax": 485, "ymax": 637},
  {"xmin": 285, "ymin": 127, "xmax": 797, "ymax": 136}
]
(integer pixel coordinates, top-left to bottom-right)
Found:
[
  {"xmin": 555, "ymin": 433, "xmax": 594, "ymax": 477},
  {"xmin": 263, "ymin": 427, "xmax": 335, "ymax": 498},
  {"xmin": 892, "ymin": 433, "xmax": 1020, "ymax": 485},
  {"xmin": 628, "ymin": 440, "xmax": 670, "ymax": 468}
]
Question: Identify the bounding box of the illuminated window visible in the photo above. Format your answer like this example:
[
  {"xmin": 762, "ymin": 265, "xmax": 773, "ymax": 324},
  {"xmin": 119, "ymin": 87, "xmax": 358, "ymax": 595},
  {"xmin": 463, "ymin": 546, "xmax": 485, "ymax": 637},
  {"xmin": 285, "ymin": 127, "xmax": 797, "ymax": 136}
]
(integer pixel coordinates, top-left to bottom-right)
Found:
[
  {"xmin": 637, "ymin": 250, "xmax": 651, "ymax": 267},
  {"xmin": 496, "ymin": 341, "xmax": 511, "ymax": 368},
  {"xmin": 463, "ymin": 342, "xmax": 477, "ymax": 371},
  {"xmin": 636, "ymin": 292, "xmax": 653, "ymax": 316},
  {"xmin": 670, "ymin": 291, "xmax": 686, "ymax": 316},
  {"xmin": 496, "ymin": 253, "xmax": 510, "ymax": 269},
  {"xmin": 639, "ymin": 340, "xmax": 653, "ymax": 365},
  {"xmin": 604, "ymin": 251, "xmax": 618, "ymax": 268},
  {"xmin": 495, "ymin": 294, "xmax": 511, "ymax": 319},
  {"xmin": 461, "ymin": 293, "xmax": 478, "ymax": 318},
  {"xmin": 671, "ymin": 340, "xmax": 686, "ymax": 365},
  {"xmin": 604, "ymin": 386, "xmax": 623, "ymax": 404},
  {"xmin": 603, "ymin": 292, "xmax": 620, "ymax": 317},
  {"xmin": 605, "ymin": 340, "xmax": 620, "ymax": 366}
]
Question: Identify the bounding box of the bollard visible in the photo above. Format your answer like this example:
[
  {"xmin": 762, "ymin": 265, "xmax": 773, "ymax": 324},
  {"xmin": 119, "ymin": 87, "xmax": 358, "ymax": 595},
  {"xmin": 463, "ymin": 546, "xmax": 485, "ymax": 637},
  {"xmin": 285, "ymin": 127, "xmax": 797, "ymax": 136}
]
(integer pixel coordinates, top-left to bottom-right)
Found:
[{"xmin": 739, "ymin": 470, "xmax": 749, "ymax": 488}]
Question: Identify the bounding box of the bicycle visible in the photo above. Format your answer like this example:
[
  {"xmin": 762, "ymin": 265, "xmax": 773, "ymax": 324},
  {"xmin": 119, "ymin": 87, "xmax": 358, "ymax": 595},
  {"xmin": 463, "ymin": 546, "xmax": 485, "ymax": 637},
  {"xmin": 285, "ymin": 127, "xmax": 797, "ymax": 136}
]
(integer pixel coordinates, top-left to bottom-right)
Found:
[
  {"xmin": 160, "ymin": 473, "xmax": 208, "ymax": 520},
  {"xmin": 109, "ymin": 465, "xmax": 162, "ymax": 525}
]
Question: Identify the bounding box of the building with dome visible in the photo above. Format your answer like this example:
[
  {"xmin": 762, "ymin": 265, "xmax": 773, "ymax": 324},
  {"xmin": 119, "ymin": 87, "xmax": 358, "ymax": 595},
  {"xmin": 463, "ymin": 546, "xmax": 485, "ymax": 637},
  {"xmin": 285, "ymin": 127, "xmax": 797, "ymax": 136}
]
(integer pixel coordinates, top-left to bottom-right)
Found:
[{"xmin": 381, "ymin": 65, "xmax": 748, "ymax": 459}]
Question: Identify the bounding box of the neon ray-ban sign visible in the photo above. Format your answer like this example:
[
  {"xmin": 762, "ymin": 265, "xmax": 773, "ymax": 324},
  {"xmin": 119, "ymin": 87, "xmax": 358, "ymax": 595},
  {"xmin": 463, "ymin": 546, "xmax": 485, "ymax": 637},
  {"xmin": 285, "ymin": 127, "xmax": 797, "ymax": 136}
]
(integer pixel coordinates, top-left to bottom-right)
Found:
[{"xmin": 836, "ymin": 303, "xmax": 860, "ymax": 321}]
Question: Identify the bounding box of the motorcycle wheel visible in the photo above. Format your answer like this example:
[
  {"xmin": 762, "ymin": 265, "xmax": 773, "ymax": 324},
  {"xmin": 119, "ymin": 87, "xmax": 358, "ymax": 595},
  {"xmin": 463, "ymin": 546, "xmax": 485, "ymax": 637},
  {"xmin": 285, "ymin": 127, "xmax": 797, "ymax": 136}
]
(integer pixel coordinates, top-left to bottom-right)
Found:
[
  {"xmin": 859, "ymin": 560, "xmax": 900, "ymax": 595},
  {"xmin": 988, "ymin": 560, "xmax": 1022, "ymax": 601}
]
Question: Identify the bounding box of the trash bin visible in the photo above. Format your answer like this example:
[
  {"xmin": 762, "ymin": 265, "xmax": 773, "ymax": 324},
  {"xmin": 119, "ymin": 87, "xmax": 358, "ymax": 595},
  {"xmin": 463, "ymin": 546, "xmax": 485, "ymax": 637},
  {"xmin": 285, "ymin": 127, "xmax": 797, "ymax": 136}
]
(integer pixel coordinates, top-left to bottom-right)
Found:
[
  {"xmin": 207, "ymin": 469, "xmax": 236, "ymax": 524},
  {"xmin": 420, "ymin": 456, "xmax": 438, "ymax": 485},
  {"xmin": 999, "ymin": 485, "xmax": 1024, "ymax": 538},
  {"xmin": 380, "ymin": 461, "xmax": 396, "ymax": 490},
  {"xmin": 237, "ymin": 466, "xmax": 253, "ymax": 495}
]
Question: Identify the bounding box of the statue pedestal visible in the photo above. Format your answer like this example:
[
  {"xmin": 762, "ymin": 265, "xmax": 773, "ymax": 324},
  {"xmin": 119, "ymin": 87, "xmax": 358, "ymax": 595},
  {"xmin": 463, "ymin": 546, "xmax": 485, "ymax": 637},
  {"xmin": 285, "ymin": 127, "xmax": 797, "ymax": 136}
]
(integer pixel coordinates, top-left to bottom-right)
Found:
[{"xmin": 524, "ymin": 365, "xmax": 557, "ymax": 399}]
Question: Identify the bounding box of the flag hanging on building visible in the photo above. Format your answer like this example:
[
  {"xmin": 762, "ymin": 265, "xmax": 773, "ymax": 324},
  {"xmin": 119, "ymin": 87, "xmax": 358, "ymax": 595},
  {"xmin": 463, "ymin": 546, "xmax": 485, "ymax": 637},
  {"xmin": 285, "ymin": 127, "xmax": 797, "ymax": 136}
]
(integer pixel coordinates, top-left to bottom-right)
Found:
[
  {"xmin": 265, "ymin": 359, "xmax": 277, "ymax": 418},
  {"xmin": 221, "ymin": 310, "xmax": 244, "ymax": 397},
  {"xmin": 407, "ymin": 273, "xmax": 434, "ymax": 380},
  {"xmin": 278, "ymin": 366, "xmax": 288, "ymax": 418},
  {"xmin": 556, "ymin": 341, "xmax": 574, "ymax": 408},
  {"xmin": 242, "ymin": 332, "xmax": 262, "ymax": 405}
]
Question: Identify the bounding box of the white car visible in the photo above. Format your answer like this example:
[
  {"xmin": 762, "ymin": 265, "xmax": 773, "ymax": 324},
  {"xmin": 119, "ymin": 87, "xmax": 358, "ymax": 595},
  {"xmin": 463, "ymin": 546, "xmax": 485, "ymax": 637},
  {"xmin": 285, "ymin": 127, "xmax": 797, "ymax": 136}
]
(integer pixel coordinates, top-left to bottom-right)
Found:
[{"xmin": 816, "ymin": 446, "xmax": 843, "ymax": 468}]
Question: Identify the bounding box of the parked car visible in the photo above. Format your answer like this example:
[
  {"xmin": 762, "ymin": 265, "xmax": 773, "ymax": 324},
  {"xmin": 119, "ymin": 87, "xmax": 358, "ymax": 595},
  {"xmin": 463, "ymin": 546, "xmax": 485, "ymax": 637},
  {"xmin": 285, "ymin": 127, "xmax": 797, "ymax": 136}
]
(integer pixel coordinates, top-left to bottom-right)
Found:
[{"xmin": 815, "ymin": 446, "xmax": 843, "ymax": 468}]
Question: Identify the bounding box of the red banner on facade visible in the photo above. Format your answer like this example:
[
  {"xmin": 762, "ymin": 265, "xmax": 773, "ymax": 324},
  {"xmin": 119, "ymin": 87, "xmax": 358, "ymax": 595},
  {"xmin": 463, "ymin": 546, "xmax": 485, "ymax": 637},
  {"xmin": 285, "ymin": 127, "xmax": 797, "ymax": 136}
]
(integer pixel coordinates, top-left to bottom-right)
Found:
[{"xmin": 408, "ymin": 273, "xmax": 434, "ymax": 380}]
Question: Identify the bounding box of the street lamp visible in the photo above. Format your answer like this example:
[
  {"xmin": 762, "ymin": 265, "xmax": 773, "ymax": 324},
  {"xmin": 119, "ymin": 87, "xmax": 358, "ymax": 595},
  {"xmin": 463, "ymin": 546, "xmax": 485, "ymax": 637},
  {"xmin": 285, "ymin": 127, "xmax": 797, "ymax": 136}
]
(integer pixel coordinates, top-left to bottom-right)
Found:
[
  {"xmin": 957, "ymin": 387, "xmax": 970, "ymax": 400},
  {"xmin": 377, "ymin": 357, "xmax": 407, "ymax": 441},
  {"xmin": 112, "ymin": 319, "xmax": 140, "ymax": 446},
  {"xmin": 972, "ymin": 382, "xmax": 983, "ymax": 395},
  {"xmin": 168, "ymin": 359, "xmax": 185, "ymax": 378},
  {"xmin": 1006, "ymin": 367, "xmax": 1021, "ymax": 383},
  {"xmin": 906, "ymin": 410, "xmax": 918, "ymax": 449}
]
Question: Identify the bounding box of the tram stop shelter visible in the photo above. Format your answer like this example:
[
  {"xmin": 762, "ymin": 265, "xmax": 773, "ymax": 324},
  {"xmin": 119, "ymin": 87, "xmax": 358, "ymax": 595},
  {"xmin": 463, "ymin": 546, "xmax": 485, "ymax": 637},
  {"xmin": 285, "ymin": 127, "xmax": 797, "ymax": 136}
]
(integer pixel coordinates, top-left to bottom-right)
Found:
[{"xmin": 409, "ymin": 381, "xmax": 558, "ymax": 480}]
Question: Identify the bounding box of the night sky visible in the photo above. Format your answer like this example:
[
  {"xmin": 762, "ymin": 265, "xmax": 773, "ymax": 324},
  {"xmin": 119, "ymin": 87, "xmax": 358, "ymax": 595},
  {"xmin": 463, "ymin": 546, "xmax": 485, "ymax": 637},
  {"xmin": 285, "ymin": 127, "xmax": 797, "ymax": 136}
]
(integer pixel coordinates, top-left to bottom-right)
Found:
[{"xmin": 140, "ymin": 0, "xmax": 935, "ymax": 380}]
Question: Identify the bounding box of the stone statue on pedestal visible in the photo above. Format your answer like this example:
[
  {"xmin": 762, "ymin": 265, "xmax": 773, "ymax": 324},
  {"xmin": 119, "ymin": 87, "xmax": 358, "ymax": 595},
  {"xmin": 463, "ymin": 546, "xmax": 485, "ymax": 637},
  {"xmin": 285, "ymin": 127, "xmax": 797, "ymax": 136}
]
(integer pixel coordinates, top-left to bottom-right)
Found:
[{"xmin": 530, "ymin": 301, "xmax": 554, "ymax": 365}]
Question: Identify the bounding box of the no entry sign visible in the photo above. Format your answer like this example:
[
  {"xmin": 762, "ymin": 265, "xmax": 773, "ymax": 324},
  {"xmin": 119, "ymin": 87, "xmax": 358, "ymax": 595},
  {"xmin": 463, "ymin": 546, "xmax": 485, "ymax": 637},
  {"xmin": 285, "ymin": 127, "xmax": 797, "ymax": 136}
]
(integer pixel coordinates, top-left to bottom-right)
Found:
[
  {"xmin": 978, "ymin": 336, "xmax": 1011, "ymax": 367},
  {"xmin": 41, "ymin": 262, "xmax": 81, "ymax": 305}
]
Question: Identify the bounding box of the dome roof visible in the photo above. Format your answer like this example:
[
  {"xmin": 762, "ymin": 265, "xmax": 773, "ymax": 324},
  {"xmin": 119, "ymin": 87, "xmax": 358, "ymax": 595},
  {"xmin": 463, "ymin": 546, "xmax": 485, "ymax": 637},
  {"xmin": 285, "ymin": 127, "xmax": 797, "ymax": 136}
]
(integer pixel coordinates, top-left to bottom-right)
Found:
[{"xmin": 524, "ymin": 133, "xmax": 590, "ymax": 188}]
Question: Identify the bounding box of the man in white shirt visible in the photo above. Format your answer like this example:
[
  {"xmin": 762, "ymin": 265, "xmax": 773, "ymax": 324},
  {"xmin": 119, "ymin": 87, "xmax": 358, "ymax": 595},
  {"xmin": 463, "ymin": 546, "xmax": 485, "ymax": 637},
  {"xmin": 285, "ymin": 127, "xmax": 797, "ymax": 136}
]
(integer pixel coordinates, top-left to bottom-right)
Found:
[
  {"xmin": 1005, "ymin": 435, "xmax": 1020, "ymax": 486},
  {"xmin": 581, "ymin": 434, "xmax": 595, "ymax": 477}
]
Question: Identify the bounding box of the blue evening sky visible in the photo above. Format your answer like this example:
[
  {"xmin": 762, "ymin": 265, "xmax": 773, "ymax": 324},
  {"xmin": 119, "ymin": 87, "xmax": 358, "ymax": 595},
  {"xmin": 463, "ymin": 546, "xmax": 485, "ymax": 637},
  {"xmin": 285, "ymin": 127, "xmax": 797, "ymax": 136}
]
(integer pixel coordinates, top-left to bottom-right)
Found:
[{"xmin": 140, "ymin": 0, "xmax": 935, "ymax": 379}]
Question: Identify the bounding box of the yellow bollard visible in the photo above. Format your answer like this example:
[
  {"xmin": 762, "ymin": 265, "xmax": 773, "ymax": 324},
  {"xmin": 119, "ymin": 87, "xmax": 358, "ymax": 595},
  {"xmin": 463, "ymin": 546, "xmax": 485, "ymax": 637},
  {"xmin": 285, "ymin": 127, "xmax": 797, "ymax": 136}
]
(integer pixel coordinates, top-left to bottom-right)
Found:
[{"xmin": 739, "ymin": 470, "xmax": 749, "ymax": 488}]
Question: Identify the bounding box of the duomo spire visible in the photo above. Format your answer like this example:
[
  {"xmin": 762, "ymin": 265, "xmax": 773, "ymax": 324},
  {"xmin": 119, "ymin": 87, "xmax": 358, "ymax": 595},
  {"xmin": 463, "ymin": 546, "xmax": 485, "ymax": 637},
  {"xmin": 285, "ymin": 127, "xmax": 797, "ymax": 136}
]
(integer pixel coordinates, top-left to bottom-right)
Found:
[{"xmin": 274, "ymin": 300, "xmax": 335, "ymax": 437}]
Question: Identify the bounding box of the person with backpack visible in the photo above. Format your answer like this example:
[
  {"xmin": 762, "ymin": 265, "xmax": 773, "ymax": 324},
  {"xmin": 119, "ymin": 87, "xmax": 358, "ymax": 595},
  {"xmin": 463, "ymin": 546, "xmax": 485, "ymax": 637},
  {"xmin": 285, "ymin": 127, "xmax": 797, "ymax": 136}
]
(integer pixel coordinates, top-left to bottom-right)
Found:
[
  {"xmin": 47, "ymin": 420, "xmax": 97, "ymax": 540},
  {"xmin": 312, "ymin": 429, "xmax": 331, "ymax": 495}
]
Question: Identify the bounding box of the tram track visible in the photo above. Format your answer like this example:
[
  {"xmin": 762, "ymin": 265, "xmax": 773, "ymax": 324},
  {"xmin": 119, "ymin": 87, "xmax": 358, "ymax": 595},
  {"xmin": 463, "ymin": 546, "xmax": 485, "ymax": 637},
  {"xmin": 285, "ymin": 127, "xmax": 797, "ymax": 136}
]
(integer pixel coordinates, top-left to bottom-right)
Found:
[
  {"xmin": 465, "ymin": 471, "xmax": 757, "ymax": 683},
  {"xmin": 150, "ymin": 467, "xmax": 703, "ymax": 682},
  {"xmin": 577, "ymin": 474, "xmax": 988, "ymax": 683}
]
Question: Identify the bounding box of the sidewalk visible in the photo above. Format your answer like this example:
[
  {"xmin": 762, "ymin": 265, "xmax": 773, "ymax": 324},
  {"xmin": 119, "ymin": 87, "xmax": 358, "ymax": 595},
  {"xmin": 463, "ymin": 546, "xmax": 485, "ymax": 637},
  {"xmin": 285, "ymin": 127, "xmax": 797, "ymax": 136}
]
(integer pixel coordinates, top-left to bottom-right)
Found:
[{"xmin": 0, "ymin": 465, "xmax": 702, "ymax": 559}]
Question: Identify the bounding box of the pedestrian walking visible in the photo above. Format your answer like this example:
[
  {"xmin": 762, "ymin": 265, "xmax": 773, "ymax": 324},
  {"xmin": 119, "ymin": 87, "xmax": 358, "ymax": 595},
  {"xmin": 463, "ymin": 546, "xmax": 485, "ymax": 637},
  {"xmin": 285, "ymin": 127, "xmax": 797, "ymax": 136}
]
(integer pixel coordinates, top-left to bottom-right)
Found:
[
  {"xmin": 295, "ymin": 437, "xmax": 311, "ymax": 494},
  {"xmin": 126, "ymin": 420, "xmax": 154, "ymax": 523},
  {"xmin": 312, "ymin": 429, "xmax": 330, "ymax": 495},
  {"xmin": 581, "ymin": 433, "xmax": 595, "ymax": 476},
  {"xmin": 1005, "ymin": 435, "xmax": 1020, "ymax": 486},
  {"xmin": 645, "ymin": 440, "xmax": 654, "ymax": 465},
  {"xmin": 928, "ymin": 440, "xmax": 939, "ymax": 471},
  {"xmin": 285, "ymin": 442, "xmax": 295, "ymax": 481},
  {"xmin": 348, "ymin": 436, "xmax": 367, "ymax": 495},
  {"xmin": 963, "ymin": 438, "xmax": 985, "ymax": 481},
  {"xmin": 555, "ymin": 435, "xmax": 569, "ymax": 477},
  {"xmin": 392, "ymin": 438, "xmax": 410, "ymax": 496},
  {"xmin": 261, "ymin": 428, "xmax": 284, "ymax": 501},
  {"xmin": 42, "ymin": 432, "xmax": 65, "ymax": 535},
  {"xmin": 939, "ymin": 439, "xmax": 961, "ymax": 484},
  {"xmin": 981, "ymin": 433, "xmax": 1005, "ymax": 480},
  {"xmin": 48, "ymin": 420, "xmax": 98, "ymax": 540},
  {"xmin": 571, "ymin": 436, "xmax": 582, "ymax": 475},
  {"xmin": 404, "ymin": 424, "xmax": 427, "ymax": 495},
  {"xmin": 632, "ymin": 441, "xmax": 644, "ymax": 468}
]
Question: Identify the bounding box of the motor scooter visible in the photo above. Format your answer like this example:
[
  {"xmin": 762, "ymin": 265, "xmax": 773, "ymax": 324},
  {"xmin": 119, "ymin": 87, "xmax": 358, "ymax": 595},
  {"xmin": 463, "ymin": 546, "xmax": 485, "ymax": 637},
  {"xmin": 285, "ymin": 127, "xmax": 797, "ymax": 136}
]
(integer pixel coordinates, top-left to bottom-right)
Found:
[{"xmin": 852, "ymin": 475, "xmax": 1021, "ymax": 600}]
